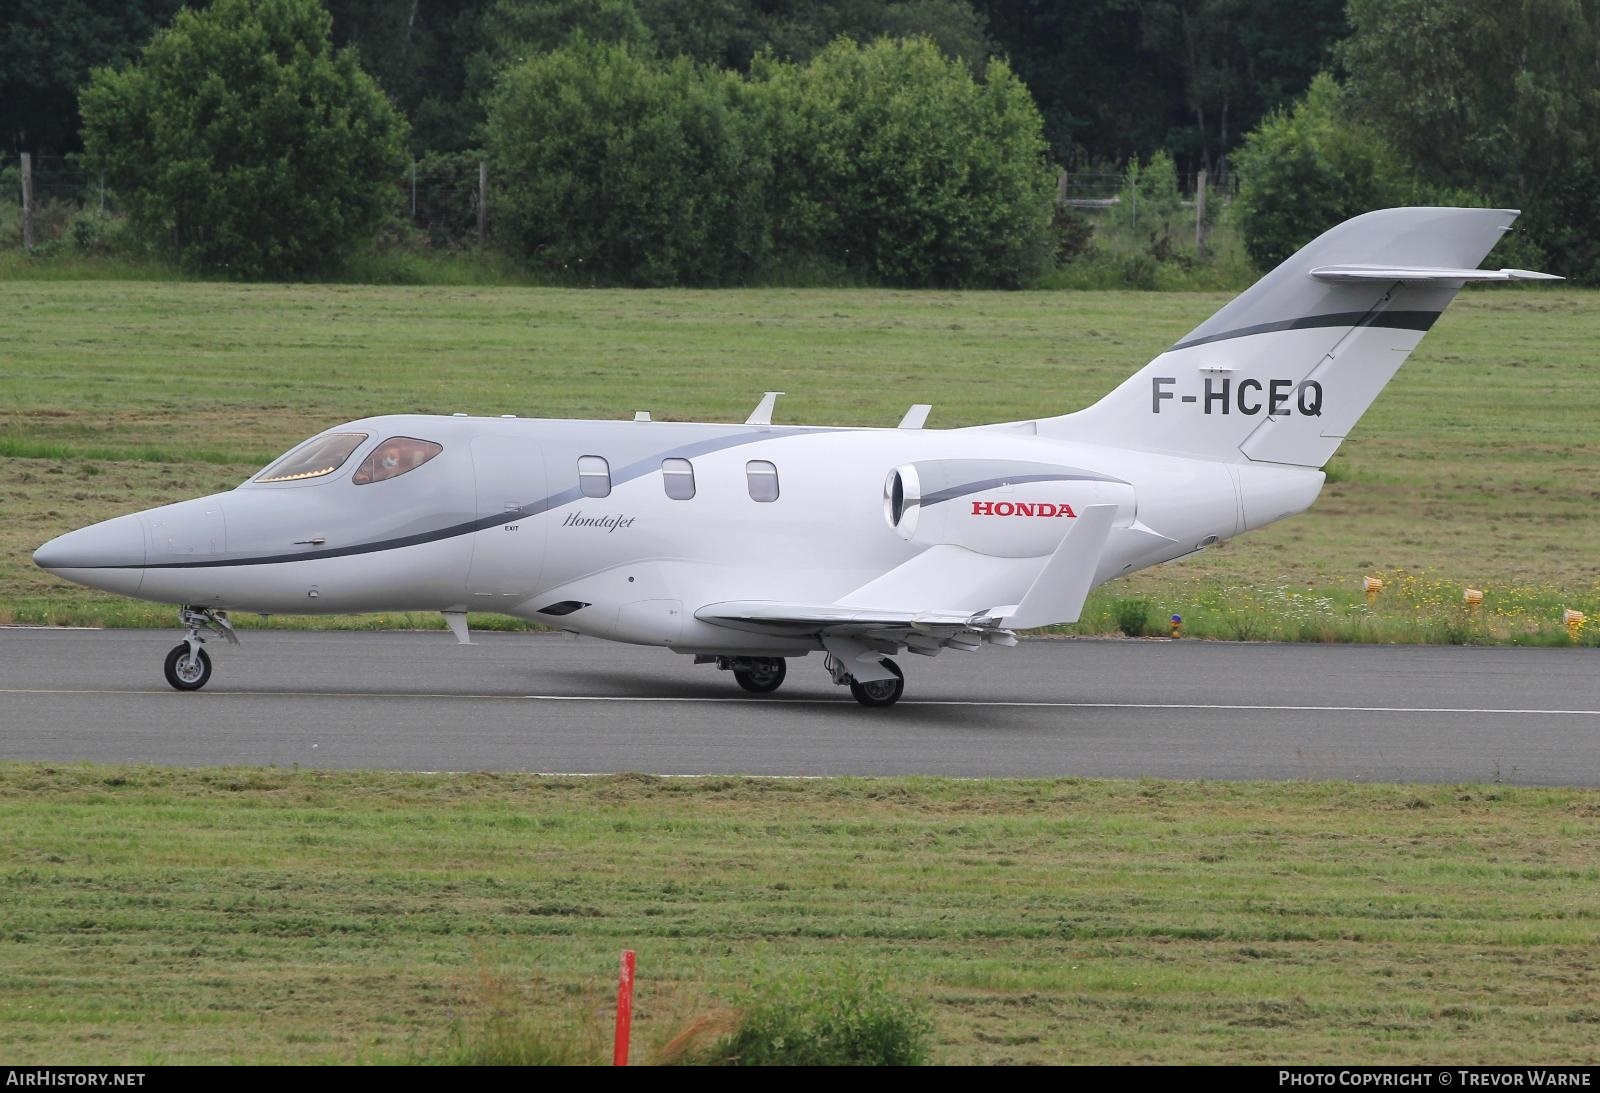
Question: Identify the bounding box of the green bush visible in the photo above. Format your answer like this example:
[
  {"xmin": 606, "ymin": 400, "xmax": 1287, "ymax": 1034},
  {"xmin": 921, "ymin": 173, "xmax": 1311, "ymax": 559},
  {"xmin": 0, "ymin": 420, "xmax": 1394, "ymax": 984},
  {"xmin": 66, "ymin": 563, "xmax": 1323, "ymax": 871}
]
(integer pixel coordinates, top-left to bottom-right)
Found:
[
  {"xmin": 1231, "ymin": 74, "xmax": 1416, "ymax": 271},
  {"xmin": 79, "ymin": 0, "xmax": 407, "ymax": 279},
  {"xmin": 756, "ymin": 37, "xmax": 1057, "ymax": 287},
  {"xmin": 486, "ymin": 40, "xmax": 772, "ymax": 286},
  {"xmin": 1114, "ymin": 597, "xmax": 1154, "ymax": 638},
  {"xmin": 689, "ymin": 973, "xmax": 932, "ymax": 1066}
]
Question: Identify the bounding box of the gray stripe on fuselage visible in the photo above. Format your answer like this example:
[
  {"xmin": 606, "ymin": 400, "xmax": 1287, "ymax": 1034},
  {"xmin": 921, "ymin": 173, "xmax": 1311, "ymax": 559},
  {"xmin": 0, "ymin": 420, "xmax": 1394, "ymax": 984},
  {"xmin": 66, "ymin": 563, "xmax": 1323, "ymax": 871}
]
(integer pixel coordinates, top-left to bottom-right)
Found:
[
  {"xmin": 920, "ymin": 472, "xmax": 1122, "ymax": 507},
  {"xmin": 108, "ymin": 425, "xmax": 841, "ymax": 570}
]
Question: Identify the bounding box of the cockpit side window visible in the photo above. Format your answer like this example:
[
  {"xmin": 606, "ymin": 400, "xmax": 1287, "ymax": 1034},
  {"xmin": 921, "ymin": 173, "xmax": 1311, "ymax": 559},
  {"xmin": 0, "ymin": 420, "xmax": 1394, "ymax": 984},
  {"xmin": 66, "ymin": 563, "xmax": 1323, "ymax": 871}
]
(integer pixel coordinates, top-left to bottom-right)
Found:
[
  {"xmin": 352, "ymin": 437, "xmax": 444, "ymax": 485},
  {"xmin": 256, "ymin": 432, "xmax": 368, "ymax": 483}
]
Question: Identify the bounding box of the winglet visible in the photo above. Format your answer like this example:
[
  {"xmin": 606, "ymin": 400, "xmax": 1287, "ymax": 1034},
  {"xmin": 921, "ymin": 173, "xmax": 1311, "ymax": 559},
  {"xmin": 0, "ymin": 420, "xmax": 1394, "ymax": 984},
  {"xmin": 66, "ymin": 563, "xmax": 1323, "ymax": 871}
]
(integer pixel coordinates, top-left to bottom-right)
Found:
[
  {"xmin": 1001, "ymin": 504, "xmax": 1118, "ymax": 629},
  {"xmin": 746, "ymin": 392, "xmax": 784, "ymax": 425}
]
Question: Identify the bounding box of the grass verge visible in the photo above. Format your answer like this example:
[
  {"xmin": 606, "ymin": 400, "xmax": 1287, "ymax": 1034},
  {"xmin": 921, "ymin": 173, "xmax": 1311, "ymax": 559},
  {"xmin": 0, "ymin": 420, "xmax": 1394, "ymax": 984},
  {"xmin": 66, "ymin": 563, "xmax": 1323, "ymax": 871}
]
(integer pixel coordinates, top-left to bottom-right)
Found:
[{"xmin": 1, "ymin": 764, "xmax": 1597, "ymax": 1065}]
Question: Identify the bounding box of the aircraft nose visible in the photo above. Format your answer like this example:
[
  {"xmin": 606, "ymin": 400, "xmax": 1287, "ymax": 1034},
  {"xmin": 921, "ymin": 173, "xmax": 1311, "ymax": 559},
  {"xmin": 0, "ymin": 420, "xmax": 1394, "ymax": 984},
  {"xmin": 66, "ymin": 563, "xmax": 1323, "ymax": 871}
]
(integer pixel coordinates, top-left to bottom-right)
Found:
[{"xmin": 33, "ymin": 513, "xmax": 148, "ymax": 596}]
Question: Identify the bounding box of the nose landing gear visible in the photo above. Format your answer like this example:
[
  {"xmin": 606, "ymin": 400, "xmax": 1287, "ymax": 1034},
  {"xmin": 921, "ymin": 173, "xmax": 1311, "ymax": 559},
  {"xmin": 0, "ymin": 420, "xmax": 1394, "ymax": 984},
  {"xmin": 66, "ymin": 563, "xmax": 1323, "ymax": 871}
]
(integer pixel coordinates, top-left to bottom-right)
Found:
[{"xmin": 164, "ymin": 606, "xmax": 239, "ymax": 691}]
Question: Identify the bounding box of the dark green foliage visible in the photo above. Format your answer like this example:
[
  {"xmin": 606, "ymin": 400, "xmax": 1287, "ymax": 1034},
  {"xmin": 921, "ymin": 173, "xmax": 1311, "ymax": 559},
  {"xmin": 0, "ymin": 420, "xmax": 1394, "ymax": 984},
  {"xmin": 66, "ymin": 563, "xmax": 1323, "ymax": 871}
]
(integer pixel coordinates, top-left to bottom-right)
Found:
[
  {"xmin": 487, "ymin": 36, "xmax": 1054, "ymax": 287},
  {"xmin": 485, "ymin": 41, "xmax": 772, "ymax": 286},
  {"xmin": 973, "ymin": 0, "xmax": 1346, "ymax": 174},
  {"xmin": 0, "ymin": 0, "xmax": 188, "ymax": 155},
  {"xmin": 756, "ymin": 37, "xmax": 1056, "ymax": 287},
  {"xmin": 695, "ymin": 974, "xmax": 932, "ymax": 1066},
  {"xmin": 1231, "ymin": 75, "xmax": 1416, "ymax": 271},
  {"xmin": 1341, "ymin": 0, "xmax": 1600, "ymax": 281},
  {"xmin": 79, "ymin": 0, "xmax": 408, "ymax": 279}
]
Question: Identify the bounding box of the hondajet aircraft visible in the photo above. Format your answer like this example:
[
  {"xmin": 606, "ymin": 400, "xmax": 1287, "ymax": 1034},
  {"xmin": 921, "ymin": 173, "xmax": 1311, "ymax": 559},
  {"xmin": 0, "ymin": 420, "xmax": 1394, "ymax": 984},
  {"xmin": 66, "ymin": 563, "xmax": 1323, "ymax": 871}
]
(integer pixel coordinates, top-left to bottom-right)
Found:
[{"xmin": 34, "ymin": 207, "xmax": 1555, "ymax": 705}]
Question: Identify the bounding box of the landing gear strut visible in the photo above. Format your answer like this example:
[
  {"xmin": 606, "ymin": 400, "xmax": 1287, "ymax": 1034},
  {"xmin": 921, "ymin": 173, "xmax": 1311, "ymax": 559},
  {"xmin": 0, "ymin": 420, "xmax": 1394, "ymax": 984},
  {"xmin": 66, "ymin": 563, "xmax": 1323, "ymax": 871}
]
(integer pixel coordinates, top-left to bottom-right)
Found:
[
  {"xmin": 164, "ymin": 605, "xmax": 238, "ymax": 692},
  {"xmin": 825, "ymin": 654, "xmax": 905, "ymax": 708}
]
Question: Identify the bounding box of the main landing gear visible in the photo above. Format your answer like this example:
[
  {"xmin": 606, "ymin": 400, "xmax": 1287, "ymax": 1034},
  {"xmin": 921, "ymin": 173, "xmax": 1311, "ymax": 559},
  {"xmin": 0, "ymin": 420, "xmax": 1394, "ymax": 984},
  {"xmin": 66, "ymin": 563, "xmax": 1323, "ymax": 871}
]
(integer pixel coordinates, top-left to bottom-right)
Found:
[
  {"xmin": 163, "ymin": 605, "xmax": 238, "ymax": 691},
  {"xmin": 825, "ymin": 654, "xmax": 905, "ymax": 708},
  {"xmin": 705, "ymin": 656, "xmax": 789, "ymax": 693},
  {"xmin": 705, "ymin": 653, "xmax": 907, "ymax": 707}
]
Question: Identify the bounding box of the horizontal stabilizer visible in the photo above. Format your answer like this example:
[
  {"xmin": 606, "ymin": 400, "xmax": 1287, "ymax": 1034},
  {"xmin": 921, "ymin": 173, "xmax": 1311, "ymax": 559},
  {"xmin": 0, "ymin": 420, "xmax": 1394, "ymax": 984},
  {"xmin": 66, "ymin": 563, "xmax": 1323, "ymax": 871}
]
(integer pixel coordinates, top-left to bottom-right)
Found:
[
  {"xmin": 999, "ymin": 504, "xmax": 1117, "ymax": 629},
  {"xmin": 1309, "ymin": 265, "xmax": 1562, "ymax": 284}
]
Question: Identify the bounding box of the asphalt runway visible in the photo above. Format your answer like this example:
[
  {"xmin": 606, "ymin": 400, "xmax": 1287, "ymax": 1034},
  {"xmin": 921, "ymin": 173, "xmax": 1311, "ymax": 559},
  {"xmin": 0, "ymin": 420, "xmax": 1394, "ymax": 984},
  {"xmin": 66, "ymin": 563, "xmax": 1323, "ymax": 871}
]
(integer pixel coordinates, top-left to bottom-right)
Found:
[{"xmin": 1, "ymin": 627, "xmax": 1596, "ymax": 784}]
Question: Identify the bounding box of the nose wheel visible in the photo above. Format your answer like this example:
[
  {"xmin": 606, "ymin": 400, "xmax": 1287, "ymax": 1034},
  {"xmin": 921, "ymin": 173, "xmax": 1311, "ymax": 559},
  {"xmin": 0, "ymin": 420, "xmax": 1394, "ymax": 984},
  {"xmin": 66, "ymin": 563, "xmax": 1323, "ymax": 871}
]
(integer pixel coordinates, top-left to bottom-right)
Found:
[
  {"xmin": 164, "ymin": 644, "xmax": 212, "ymax": 690},
  {"xmin": 163, "ymin": 605, "xmax": 238, "ymax": 691}
]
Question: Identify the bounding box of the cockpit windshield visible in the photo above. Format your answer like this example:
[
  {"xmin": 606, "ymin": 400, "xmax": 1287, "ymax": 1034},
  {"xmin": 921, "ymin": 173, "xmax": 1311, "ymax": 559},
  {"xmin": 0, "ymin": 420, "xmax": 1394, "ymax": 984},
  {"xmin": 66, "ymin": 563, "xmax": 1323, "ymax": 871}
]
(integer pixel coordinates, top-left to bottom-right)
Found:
[
  {"xmin": 352, "ymin": 437, "xmax": 443, "ymax": 484},
  {"xmin": 255, "ymin": 432, "xmax": 368, "ymax": 483}
]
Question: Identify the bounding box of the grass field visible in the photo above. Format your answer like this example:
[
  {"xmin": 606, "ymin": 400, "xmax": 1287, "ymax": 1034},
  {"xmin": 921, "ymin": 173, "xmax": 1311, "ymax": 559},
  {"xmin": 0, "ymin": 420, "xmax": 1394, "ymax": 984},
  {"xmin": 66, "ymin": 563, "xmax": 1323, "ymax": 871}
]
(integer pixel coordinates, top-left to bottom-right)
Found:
[
  {"xmin": 1, "ymin": 765, "xmax": 1596, "ymax": 1065},
  {"xmin": 2, "ymin": 281, "xmax": 1597, "ymax": 641}
]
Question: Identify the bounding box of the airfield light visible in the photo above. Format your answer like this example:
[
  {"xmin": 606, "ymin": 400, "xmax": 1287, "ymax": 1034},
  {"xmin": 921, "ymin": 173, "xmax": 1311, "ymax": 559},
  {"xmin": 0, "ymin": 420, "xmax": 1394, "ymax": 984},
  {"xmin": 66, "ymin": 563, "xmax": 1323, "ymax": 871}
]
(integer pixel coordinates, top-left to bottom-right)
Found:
[
  {"xmin": 1363, "ymin": 576, "xmax": 1384, "ymax": 603},
  {"xmin": 1463, "ymin": 588, "xmax": 1484, "ymax": 608},
  {"xmin": 1170, "ymin": 614, "xmax": 1182, "ymax": 639}
]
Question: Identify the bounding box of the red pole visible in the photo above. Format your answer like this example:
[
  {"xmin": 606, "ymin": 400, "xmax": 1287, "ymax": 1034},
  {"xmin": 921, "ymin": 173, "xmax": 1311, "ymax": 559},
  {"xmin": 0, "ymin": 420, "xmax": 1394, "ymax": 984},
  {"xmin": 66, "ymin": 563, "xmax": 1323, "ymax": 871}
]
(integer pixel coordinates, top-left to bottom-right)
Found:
[{"xmin": 614, "ymin": 949, "xmax": 636, "ymax": 1066}]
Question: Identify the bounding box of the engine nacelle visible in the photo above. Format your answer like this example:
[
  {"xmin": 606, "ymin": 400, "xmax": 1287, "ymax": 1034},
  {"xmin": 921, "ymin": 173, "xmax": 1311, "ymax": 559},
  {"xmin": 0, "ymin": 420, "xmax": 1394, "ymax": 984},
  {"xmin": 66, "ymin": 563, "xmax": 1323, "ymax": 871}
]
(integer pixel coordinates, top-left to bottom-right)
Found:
[{"xmin": 884, "ymin": 458, "xmax": 1135, "ymax": 558}]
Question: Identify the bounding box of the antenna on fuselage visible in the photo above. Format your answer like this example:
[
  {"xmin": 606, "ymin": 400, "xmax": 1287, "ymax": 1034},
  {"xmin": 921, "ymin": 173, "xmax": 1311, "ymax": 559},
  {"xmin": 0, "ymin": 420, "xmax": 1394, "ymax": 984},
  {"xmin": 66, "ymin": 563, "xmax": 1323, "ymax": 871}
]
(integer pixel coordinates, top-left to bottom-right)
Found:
[
  {"xmin": 897, "ymin": 404, "xmax": 932, "ymax": 429},
  {"xmin": 745, "ymin": 392, "xmax": 784, "ymax": 425}
]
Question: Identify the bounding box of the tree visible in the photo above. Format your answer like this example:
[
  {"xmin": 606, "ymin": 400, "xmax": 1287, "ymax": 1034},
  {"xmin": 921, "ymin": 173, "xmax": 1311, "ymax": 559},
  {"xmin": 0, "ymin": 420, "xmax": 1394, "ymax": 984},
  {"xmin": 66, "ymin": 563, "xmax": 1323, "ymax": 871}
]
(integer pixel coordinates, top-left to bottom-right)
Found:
[
  {"xmin": 0, "ymin": 0, "xmax": 188, "ymax": 155},
  {"xmin": 1232, "ymin": 74, "xmax": 1415, "ymax": 270},
  {"xmin": 80, "ymin": 0, "xmax": 408, "ymax": 278},
  {"xmin": 485, "ymin": 40, "xmax": 772, "ymax": 285},
  {"xmin": 1341, "ymin": 0, "xmax": 1600, "ymax": 278},
  {"xmin": 973, "ymin": 0, "xmax": 1343, "ymax": 176},
  {"xmin": 756, "ymin": 36, "xmax": 1056, "ymax": 286}
]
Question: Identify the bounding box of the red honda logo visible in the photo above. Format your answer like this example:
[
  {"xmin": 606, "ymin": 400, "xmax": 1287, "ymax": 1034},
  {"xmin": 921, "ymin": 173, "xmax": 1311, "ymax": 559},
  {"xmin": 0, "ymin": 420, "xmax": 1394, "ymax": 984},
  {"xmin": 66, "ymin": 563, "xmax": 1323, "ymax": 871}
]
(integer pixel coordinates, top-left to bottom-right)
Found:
[{"xmin": 971, "ymin": 501, "xmax": 1076, "ymax": 517}]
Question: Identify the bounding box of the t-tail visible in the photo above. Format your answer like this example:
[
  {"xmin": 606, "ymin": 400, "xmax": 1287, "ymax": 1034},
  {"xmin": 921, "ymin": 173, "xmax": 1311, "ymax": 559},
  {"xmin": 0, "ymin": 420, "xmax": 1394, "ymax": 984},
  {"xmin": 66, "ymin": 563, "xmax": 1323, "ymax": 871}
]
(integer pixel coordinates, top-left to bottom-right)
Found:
[{"xmin": 1042, "ymin": 207, "xmax": 1558, "ymax": 466}]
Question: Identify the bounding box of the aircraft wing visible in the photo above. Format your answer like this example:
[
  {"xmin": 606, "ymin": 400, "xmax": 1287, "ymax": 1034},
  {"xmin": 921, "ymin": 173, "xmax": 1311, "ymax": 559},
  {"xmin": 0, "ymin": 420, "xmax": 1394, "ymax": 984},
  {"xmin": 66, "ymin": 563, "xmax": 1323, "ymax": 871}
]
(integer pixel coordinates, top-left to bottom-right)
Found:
[
  {"xmin": 696, "ymin": 505, "xmax": 1121, "ymax": 669},
  {"xmin": 695, "ymin": 600, "xmax": 1016, "ymax": 680}
]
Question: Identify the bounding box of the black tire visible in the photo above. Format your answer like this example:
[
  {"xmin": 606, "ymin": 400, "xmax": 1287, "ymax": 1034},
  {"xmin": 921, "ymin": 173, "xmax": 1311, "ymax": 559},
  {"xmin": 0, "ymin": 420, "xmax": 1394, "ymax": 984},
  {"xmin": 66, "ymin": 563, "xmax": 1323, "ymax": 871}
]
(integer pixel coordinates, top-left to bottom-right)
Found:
[
  {"xmin": 163, "ymin": 644, "xmax": 212, "ymax": 691},
  {"xmin": 849, "ymin": 659, "xmax": 904, "ymax": 707},
  {"xmin": 733, "ymin": 658, "xmax": 786, "ymax": 694}
]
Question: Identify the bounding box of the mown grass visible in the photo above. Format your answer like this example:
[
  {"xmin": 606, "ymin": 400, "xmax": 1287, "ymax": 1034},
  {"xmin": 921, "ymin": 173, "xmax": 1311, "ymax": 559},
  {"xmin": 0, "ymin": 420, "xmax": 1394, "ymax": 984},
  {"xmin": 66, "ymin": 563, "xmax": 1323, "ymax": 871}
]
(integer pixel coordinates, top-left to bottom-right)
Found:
[
  {"xmin": 0, "ymin": 765, "xmax": 1596, "ymax": 1065},
  {"xmin": 3, "ymin": 281, "xmax": 1596, "ymax": 641}
]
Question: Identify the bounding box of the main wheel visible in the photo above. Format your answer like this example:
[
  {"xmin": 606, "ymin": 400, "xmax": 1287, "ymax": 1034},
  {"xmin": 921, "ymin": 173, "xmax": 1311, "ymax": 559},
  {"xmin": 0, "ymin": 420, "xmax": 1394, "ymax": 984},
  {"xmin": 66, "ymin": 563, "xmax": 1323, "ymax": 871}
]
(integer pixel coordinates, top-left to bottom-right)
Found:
[
  {"xmin": 733, "ymin": 658, "xmax": 786, "ymax": 694},
  {"xmin": 848, "ymin": 659, "xmax": 904, "ymax": 708},
  {"xmin": 164, "ymin": 644, "xmax": 212, "ymax": 691}
]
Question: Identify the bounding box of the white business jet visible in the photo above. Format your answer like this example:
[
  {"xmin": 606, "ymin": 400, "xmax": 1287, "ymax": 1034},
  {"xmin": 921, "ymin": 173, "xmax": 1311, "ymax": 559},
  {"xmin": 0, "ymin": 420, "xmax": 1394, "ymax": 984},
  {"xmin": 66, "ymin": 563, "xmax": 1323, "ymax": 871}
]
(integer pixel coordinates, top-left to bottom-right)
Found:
[{"xmin": 34, "ymin": 208, "xmax": 1556, "ymax": 705}]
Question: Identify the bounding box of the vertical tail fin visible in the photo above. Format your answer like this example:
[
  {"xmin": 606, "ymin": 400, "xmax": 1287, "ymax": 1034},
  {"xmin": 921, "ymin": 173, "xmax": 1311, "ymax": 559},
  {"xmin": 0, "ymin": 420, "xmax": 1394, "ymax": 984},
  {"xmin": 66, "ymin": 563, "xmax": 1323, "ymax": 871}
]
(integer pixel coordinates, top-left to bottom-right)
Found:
[{"xmin": 1043, "ymin": 208, "xmax": 1555, "ymax": 466}]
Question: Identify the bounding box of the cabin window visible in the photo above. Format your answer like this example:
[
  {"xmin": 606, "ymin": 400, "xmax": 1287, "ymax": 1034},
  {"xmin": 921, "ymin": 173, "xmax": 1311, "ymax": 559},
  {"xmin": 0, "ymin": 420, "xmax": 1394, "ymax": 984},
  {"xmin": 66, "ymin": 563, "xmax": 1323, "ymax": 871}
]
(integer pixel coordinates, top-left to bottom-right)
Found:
[
  {"xmin": 352, "ymin": 437, "xmax": 443, "ymax": 485},
  {"xmin": 746, "ymin": 460, "xmax": 779, "ymax": 502},
  {"xmin": 578, "ymin": 455, "xmax": 611, "ymax": 498},
  {"xmin": 256, "ymin": 432, "xmax": 368, "ymax": 483},
  {"xmin": 662, "ymin": 457, "xmax": 696, "ymax": 500}
]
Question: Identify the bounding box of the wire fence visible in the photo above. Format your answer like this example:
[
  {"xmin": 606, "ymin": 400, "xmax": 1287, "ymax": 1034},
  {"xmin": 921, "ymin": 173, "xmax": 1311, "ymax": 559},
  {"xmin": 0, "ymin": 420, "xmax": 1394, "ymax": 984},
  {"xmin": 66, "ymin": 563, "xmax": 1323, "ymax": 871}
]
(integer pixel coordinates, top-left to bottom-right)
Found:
[
  {"xmin": 2, "ymin": 152, "xmax": 492, "ymax": 250},
  {"xmin": 1059, "ymin": 170, "xmax": 1236, "ymax": 208},
  {"xmin": 5, "ymin": 154, "xmax": 1239, "ymax": 253}
]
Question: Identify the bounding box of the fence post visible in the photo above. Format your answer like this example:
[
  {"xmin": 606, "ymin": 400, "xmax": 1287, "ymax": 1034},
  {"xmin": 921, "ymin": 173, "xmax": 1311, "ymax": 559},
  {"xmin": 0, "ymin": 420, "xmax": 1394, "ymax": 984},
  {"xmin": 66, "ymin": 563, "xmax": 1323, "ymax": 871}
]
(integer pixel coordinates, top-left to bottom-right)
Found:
[
  {"xmin": 1194, "ymin": 168, "xmax": 1207, "ymax": 255},
  {"xmin": 410, "ymin": 159, "xmax": 416, "ymax": 219},
  {"xmin": 20, "ymin": 152, "xmax": 34, "ymax": 250},
  {"xmin": 1056, "ymin": 169, "xmax": 1068, "ymax": 206},
  {"xmin": 477, "ymin": 160, "xmax": 488, "ymax": 246}
]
